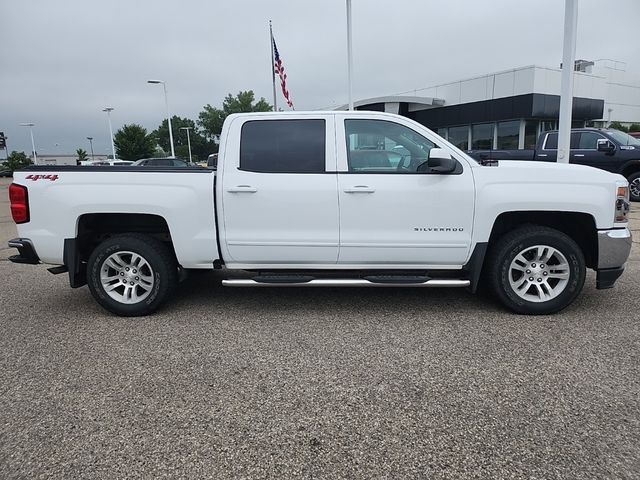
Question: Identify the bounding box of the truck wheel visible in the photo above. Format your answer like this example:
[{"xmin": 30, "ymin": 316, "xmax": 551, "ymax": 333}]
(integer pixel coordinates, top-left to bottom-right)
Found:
[
  {"xmin": 488, "ymin": 226, "xmax": 585, "ymax": 315},
  {"xmin": 628, "ymin": 172, "xmax": 640, "ymax": 202},
  {"xmin": 87, "ymin": 234, "xmax": 177, "ymax": 317}
]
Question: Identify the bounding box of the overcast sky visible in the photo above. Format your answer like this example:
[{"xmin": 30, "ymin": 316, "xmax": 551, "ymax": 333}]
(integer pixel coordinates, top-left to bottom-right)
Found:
[{"xmin": 2, "ymin": 0, "xmax": 639, "ymax": 156}]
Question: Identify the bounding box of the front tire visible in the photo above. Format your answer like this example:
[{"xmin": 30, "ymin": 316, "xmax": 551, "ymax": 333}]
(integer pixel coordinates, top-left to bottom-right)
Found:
[
  {"xmin": 87, "ymin": 234, "xmax": 177, "ymax": 316},
  {"xmin": 628, "ymin": 171, "xmax": 640, "ymax": 202},
  {"xmin": 488, "ymin": 226, "xmax": 585, "ymax": 315}
]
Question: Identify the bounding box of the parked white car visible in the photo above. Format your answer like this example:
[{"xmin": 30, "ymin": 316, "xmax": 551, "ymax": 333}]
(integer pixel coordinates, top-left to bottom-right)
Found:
[{"xmin": 8, "ymin": 111, "xmax": 632, "ymax": 316}]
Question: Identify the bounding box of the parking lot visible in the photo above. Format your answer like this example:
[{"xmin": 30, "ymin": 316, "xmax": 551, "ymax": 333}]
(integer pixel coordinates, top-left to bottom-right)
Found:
[{"xmin": 0, "ymin": 176, "xmax": 638, "ymax": 479}]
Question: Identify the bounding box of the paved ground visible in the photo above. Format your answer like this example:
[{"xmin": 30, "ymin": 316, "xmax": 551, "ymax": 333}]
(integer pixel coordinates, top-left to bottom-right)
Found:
[{"xmin": 0, "ymin": 177, "xmax": 638, "ymax": 479}]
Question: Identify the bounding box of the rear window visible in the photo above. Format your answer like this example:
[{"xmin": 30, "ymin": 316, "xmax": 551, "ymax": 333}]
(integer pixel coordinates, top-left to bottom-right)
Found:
[
  {"xmin": 543, "ymin": 132, "xmax": 579, "ymax": 149},
  {"xmin": 240, "ymin": 119, "xmax": 326, "ymax": 173}
]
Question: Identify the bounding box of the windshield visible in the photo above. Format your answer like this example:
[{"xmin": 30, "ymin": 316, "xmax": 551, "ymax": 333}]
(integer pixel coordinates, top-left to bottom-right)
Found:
[{"xmin": 607, "ymin": 129, "xmax": 640, "ymax": 146}]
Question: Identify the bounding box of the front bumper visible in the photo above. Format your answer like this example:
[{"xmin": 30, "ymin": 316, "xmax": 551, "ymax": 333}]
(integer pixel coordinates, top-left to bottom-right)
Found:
[
  {"xmin": 596, "ymin": 227, "xmax": 632, "ymax": 289},
  {"xmin": 7, "ymin": 238, "xmax": 40, "ymax": 265}
]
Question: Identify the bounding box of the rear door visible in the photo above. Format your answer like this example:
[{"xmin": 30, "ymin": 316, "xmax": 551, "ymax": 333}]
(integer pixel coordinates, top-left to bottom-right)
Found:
[
  {"xmin": 220, "ymin": 115, "xmax": 339, "ymax": 265},
  {"xmin": 537, "ymin": 132, "xmax": 579, "ymax": 162}
]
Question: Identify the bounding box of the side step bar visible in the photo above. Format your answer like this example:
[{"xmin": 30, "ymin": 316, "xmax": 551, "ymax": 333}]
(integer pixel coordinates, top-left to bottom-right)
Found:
[{"xmin": 222, "ymin": 279, "xmax": 470, "ymax": 288}]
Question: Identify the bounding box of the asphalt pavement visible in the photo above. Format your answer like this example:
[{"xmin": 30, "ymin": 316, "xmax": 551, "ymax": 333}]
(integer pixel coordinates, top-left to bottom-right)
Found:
[{"xmin": 0, "ymin": 177, "xmax": 639, "ymax": 479}]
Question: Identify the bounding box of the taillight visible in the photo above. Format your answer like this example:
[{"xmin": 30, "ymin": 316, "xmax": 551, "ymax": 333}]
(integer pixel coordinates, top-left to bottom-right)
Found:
[{"xmin": 9, "ymin": 183, "xmax": 30, "ymax": 224}]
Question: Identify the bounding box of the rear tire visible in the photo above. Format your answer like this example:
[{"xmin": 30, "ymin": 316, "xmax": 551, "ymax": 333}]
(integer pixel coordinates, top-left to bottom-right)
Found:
[
  {"xmin": 628, "ymin": 171, "xmax": 640, "ymax": 202},
  {"xmin": 488, "ymin": 226, "xmax": 585, "ymax": 315},
  {"xmin": 87, "ymin": 234, "xmax": 177, "ymax": 316}
]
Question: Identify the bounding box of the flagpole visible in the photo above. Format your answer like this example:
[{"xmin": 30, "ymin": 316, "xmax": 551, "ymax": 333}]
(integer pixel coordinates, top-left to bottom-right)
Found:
[
  {"xmin": 269, "ymin": 20, "xmax": 278, "ymax": 112},
  {"xmin": 346, "ymin": 0, "xmax": 354, "ymax": 110}
]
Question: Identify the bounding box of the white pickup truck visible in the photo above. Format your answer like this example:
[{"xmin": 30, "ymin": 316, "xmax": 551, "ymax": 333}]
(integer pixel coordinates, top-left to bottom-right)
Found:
[{"xmin": 8, "ymin": 111, "xmax": 632, "ymax": 316}]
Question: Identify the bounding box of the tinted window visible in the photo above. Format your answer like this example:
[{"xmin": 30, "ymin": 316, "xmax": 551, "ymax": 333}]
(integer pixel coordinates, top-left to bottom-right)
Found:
[
  {"xmin": 524, "ymin": 120, "xmax": 538, "ymax": 149},
  {"xmin": 578, "ymin": 132, "xmax": 605, "ymax": 149},
  {"xmin": 544, "ymin": 133, "xmax": 558, "ymax": 149},
  {"xmin": 345, "ymin": 119, "xmax": 436, "ymax": 173},
  {"xmin": 448, "ymin": 126, "xmax": 469, "ymax": 150},
  {"xmin": 497, "ymin": 121, "xmax": 520, "ymax": 149},
  {"xmin": 472, "ymin": 123, "xmax": 494, "ymax": 150},
  {"xmin": 240, "ymin": 119, "xmax": 326, "ymax": 173},
  {"xmin": 544, "ymin": 132, "xmax": 579, "ymax": 149}
]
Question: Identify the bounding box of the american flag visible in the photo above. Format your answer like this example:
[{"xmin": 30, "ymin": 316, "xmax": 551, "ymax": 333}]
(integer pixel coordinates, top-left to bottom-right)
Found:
[{"xmin": 272, "ymin": 36, "xmax": 294, "ymax": 109}]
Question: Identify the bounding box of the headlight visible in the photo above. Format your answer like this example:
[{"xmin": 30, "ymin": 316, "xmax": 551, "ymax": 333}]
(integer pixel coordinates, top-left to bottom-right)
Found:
[{"xmin": 615, "ymin": 186, "xmax": 629, "ymax": 223}]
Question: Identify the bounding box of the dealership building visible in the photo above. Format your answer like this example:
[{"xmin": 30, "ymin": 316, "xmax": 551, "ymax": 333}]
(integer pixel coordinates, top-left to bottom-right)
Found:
[{"xmin": 349, "ymin": 60, "xmax": 640, "ymax": 151}]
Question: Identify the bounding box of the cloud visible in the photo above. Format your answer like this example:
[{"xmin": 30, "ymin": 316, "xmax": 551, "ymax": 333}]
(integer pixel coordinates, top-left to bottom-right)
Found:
[{"xmin": 1, "ymin": 0, "xmax": 638, "ymax": 154}]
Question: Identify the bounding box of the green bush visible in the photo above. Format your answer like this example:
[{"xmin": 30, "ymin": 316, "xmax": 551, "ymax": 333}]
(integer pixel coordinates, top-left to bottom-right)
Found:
[{"xmin": 3, "ymin": 151, "xmax": 33, "ymax": 172}]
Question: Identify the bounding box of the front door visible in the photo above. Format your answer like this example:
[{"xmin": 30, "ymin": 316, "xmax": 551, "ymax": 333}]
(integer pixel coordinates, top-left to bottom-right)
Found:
[
  {"xmin": 220, "ymin": 116, "xmax": 339, "ymax": 265},
  {"xmin": 336, "ymin": 118, "xmax": 475, "ymax": 267},
  {"xmin": 570, "ymin": 131, "xmax": 615, "ymax": 172}
]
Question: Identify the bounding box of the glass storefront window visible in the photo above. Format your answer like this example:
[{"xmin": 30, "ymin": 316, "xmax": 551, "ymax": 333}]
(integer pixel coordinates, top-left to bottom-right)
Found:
[
  {"xmin": 541, "ymin": 120, "xmax": 556, "ymax": 132},
  {"xmin": 524, "ymin": 120, "xmax": 538, "ymax": 149},
  {"xmin": 448, "ymin": 126, "xmax": 469, "ymax": 150},
  {"xmin": 497, "ymin": 121, "xmax": 520, "ymax": 149},
  {"xmin": 472, "ymin": 123, "xmax": 494, "ymax": 150},
  {"xmin": 437, "ymin": 128, "xmax": 448, "ymax": 140}
]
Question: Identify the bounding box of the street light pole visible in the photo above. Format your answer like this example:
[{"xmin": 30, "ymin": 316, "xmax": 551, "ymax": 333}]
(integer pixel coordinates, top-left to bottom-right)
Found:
[
  {"xmin": 346, "ymin": 0, "xmax": 354, "ymax": 111},
  {"xmin": 102, "ymin": 107, "xmax": 117, "ymax": 160},
  {"xmin": 179, "ymin": 127, "xmax": 193, "ymax": 164},
  {"xmin": 19, "ymin": 123, "xmax": 37, "ymax": 165},
  {"xmin": 148, "ymin": 80, "xmax": 175, "ymax": 158},
  {"xmin": 557, "ymin": 0, "xmax": 578, "ymax": 163},
  {"xmin": 86, "ymin": 137, "xmax": 95, "ymax": 160}
]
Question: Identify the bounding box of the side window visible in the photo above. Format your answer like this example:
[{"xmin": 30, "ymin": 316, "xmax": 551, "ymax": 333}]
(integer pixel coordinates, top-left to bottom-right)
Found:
[
  {"xmin": 240, "ymin": 119, "xmax": 326, "ymax": 173},
  {"xmin": 544, "ymin": 132, "xmax": 580, "ymax": 150},
  {"xmin": 544, "ymin": 133, "xmax": 558, "ymax": 149},
  {"xmin": 578, "ymin": 132, "xmax": 605, "ymax": 149},
  {"xmin": 345, "ymin": 119, "xmax": 436, "ymax": 173}
]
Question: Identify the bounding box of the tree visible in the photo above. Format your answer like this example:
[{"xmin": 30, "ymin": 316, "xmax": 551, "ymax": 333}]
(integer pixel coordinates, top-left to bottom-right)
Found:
[
  {"xmin": 113, "ymin": 124, "xmax": 156, "ymax": 161},
  {"xmin": 628, "ymin": 123, "xmax": 640, "ymax": 132},
  {"xmin": 151, "ymin": 116, "xmax": 215, "ymax": 161},
  {"xmin": 76, "ymin": 148, "xmax": 88, "ymax": 163},
  {"xmin": 609, "ymin": 121, "xmax": 629, "ymax": 132},
  {"xmin": 198, "ymin": 90, "xmax": 272, "ymax": 140},
  {"xmin": 3, "ymin": 151, "xmax": 32, "ymax": 172}
]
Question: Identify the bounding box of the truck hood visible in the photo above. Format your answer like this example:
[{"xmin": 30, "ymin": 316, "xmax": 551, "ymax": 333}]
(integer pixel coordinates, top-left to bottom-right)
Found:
[{"xmin": 491, "ymin": 160, "xmax": 626, "ymax": 184}]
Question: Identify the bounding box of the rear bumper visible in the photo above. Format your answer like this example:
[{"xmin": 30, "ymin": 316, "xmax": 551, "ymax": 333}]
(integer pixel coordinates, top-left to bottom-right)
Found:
[
  {"xmin": 595, "ymin": 227, "xmax": 632, "ymax": 289},
  {"xmin": 7, "ymin": 238, "xmax": 40, "ymax": 265}
]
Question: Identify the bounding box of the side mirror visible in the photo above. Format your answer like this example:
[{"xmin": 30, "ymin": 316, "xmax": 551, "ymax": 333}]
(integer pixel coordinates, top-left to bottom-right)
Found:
[
  {"xmin": 418, "ymin": 148, "xmax": 457, "ymax": 173},
  {"xmin": 597, "ymin": 139, "xmax": 615, "ymax": 153}
]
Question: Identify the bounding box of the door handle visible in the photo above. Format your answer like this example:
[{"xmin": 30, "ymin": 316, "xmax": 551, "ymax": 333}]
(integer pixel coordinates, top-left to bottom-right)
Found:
[
  {"xmin": 573, "ymin": 154, "xmax": 585, "ymax": 157},
  {"xmin": 227, "ymin": 185, "xmax": 257, "ymax": 193},
  {"xmin": 537, "ymin": 154, "xmax": 548, "ymax": 157},
  {"xmin": 344, "ymin": 185, "xmax": 375, "ymax": 193}
]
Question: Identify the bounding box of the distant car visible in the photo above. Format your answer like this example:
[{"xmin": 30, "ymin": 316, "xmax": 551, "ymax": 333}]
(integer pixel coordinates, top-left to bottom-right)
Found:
[
  {"xmin": 0, "ymin": 166, "xmax": 12, "ymax": 177},
  {"xmin": 132, "ymin": 158, "xmax": 192, "ymax": 167},
  {"xmin": 207, "ymin": 154, "xmax": 218, "ymax": 170}
]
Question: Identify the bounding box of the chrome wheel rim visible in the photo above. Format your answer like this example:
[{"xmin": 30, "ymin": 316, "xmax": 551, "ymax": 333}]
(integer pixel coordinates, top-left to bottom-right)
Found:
[
  {"xmin": 508, "ymin": 245, "xmax": 570, "ymax": 303},
  {"xmin": 630, "ymin": 177, "xmax": 640, "ymax": 199},
  {"xmin": 100, "ymin": 251, "xmax": 154, "ymax": 304}
]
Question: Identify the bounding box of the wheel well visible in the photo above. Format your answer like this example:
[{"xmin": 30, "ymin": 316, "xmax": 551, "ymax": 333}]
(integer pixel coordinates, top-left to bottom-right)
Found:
[
  {"xmin": 621, "ymin": 164, "xmax": 640, "ymax": 179},
  {"xmin": 488, "ymin": 211, "xmax": 598, "ymax": 269},
  {"xmin": 76, "ymin": 213, "xmax": 174, "ymax": 263}
]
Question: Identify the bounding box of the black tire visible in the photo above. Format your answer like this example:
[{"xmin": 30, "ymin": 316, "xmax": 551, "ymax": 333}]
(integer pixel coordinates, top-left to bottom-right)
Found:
[
  {"xmin": 87, "ymin": 234, "xmax": 178, "ymax": 316},
  {"xmin": 628, "ymin": 171, "xmax": 640, "ymax": 202},
  {"xmin": 487, "ymin": 226, "xmax": 585, "ymax": 315}
]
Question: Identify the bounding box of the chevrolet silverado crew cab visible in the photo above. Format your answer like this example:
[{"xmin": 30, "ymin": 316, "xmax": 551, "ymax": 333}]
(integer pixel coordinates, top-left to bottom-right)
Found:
[{"xmin": 8, "ymin": 111, "xmax": 632, "ymax": 316}]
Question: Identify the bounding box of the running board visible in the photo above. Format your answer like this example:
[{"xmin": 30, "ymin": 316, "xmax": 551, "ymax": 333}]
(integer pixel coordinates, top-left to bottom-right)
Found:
[{"xmin": 222, "ymin": 279, "xmax": 470, "ymax": 288}]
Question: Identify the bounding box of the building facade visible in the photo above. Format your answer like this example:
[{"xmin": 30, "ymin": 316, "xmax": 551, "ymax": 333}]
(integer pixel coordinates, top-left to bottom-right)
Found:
[{"xmin": 350, "ymin": 61, "xmax": 640, "ymax": 151}]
